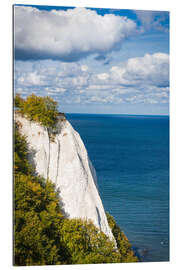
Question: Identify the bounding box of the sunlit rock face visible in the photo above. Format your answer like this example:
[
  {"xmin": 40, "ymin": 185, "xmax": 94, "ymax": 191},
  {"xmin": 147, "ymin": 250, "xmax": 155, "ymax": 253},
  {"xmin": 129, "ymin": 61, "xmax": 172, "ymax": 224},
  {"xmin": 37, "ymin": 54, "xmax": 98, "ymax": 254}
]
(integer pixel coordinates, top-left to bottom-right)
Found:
[{"xmin": 15, "ymin": 113, "xmax": 114, "ymax": 241}]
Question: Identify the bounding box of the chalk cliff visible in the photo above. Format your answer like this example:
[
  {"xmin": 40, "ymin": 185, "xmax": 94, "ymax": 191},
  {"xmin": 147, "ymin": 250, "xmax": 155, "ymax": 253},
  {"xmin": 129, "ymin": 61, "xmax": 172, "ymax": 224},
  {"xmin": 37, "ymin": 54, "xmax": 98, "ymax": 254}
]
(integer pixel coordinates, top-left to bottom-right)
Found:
[{"xmin": 15, "ymin": 113, "xmax": 114, "ymax": 241}]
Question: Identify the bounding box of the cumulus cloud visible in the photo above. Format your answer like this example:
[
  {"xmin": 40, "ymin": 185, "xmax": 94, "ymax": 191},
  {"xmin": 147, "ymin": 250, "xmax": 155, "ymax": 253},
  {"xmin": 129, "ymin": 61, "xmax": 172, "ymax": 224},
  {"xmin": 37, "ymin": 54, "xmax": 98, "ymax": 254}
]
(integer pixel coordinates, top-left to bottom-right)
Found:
[
  {"xmin": 17, "ymin": 71, "xmax": 45, "ymax": 86},
  {"xmin": 110, "ymin": 53, "xmax": 169, "ymax": 88},
  {"xmin": 14, "ymin": 6, "xmax": 137, "ymax": 61},
  {"xmin": 14, "ymin": 53, "xmax": 169, "ymax": 106}
]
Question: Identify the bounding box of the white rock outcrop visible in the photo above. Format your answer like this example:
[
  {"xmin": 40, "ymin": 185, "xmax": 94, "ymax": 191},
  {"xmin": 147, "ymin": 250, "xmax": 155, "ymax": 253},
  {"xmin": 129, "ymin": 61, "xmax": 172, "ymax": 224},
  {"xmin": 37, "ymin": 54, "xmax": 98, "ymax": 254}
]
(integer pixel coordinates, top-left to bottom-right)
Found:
[{"xmin": 15, "ymin": 113, "xmax": 114, "ymax": 241}]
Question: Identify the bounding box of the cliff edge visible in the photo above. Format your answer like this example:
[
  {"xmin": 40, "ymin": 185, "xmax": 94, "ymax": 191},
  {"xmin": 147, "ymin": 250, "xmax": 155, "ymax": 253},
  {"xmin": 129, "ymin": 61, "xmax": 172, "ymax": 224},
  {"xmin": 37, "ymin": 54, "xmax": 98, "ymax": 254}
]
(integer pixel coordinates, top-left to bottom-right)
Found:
[{"xmin": 15, "ymin": 112, "xmax": 114, "ymax": 241}]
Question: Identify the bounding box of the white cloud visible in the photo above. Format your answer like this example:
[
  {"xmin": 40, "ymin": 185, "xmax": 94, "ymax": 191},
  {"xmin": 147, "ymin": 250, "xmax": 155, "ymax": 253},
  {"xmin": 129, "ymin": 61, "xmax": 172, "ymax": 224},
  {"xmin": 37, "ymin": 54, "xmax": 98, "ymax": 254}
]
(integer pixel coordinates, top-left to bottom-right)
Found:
[
  {"xmin": 81, "ymin": 65, "xmax": 88, "ymax": 72},
  {"xmin": 17, "ymin": 72, "xmax": 45, "ymax": 86},
  {"xmin": 45, "ymin": 87, "xmax": 66, "ymax": 93},
  {"xmin": 72, "ymin": 76, "xmax": 88, "ymax": 87},
  {"xmin": 14, "ymin": 6, "xmax": 137, "ymax": 61},
  {"xmin": 97, "ymin": 73, "xmax": 109, "ymax": 80},
  {"xmin": 110, "ymin": 53, "xmax": 169, "ymax": 88},
  {"xmin": 14, "ymin": 52, "xmax": 169, "ymax": 106}
]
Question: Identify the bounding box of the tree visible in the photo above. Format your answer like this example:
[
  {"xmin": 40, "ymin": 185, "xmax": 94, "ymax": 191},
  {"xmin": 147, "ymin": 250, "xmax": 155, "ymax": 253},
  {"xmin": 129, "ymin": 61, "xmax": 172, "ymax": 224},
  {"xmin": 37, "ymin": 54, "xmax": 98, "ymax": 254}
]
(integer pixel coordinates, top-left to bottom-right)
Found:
[
  {"xmin": 14, "ymin": 173, "xmax": 69, "ymax": 266},
  {"xmin": 106, "ymin": 212, "xmax": 138, "ymax": 262},
  {"xmin": 14, "ymin": 94, "xmax": 24, "ymax": 110},
  {"xmin": 14, "ymin": 123, "xmax": 32, "ymax": 175},
  {"xmin": 14, "ymin": 93, "xmax": 59, "ymax": 129},
  {"xmin": 59, "ymin": 218, "xmax": 121, "ymax": 264}
]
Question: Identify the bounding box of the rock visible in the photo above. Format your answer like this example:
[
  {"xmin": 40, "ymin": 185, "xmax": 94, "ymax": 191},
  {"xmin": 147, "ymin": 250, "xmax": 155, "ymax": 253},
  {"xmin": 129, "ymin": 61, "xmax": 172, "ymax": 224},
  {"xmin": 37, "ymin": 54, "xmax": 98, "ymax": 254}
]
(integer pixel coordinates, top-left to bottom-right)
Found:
[{"xmin": 15, "ymin": 113, "xmax": 115, "ymax": 241}]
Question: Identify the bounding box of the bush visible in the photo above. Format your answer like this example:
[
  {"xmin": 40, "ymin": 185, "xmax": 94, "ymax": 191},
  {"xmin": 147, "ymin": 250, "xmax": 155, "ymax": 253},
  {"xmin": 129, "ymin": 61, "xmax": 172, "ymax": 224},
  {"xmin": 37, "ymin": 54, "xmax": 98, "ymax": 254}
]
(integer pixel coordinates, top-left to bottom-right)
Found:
[
  {"xmin": 14, "ymin": 94, "xmax": 59, "ymax": 129},
  {"xmin": 59, "ymin": 218, "xmax": 121, "ymax": 264},
  {"xmin": 14, "ymin": 123, "xmax": 32, "ymax": 175},
  {"xmin": 106, "ymin": 212, "xmax": 138, "ymax": 262},
  {"xmin": 14, "ymin": 94, "xmax": 25, "ymax": 110},
  {"xmin": 14, "ymin": 174, "xmax": 67, "ymax": 266}
]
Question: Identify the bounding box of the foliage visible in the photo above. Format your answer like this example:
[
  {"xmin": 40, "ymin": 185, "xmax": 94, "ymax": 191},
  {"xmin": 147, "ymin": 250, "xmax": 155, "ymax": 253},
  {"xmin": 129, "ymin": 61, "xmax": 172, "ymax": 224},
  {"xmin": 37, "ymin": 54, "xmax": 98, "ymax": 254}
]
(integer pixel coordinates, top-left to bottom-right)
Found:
[
  {"xmin": 14, "ymin": 124, "xmax": 66, "ymax": 265},
  {"xmin": 106, "ymin": 212, "xmax": 138, "ymax": 262},
  {"xmin": 14, "ymin": 93, "xmax": 25, "ymax": 110},
  {"xmin": 14, "ymin": 112, "xmax": 138, "ymax": 266},
  {"xmin": 14, "ymin": 93, "xmax": 59, "ymax": 129},
  {"xmin": 14, "ymin": 173, "xmax": 68, "ymax": 266},
  {"xmin": 59, "ymin": 218, "xmax": 121, "ymax": 264},
  {"xmin": 14, "ymin": 123, "xmax": 32, "ymax": 175}
]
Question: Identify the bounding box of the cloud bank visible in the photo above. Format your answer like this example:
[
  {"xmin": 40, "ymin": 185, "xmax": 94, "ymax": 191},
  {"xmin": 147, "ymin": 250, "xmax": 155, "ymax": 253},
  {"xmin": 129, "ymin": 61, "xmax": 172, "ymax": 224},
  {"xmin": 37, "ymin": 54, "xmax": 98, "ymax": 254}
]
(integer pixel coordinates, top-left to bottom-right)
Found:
[
  {"xmin": 15, "ymin": 53, "xmax": 169, "ymax": 105},
  {"xmin": 14, "ymin": 6, "xmax": 137, "ymax": 61}
]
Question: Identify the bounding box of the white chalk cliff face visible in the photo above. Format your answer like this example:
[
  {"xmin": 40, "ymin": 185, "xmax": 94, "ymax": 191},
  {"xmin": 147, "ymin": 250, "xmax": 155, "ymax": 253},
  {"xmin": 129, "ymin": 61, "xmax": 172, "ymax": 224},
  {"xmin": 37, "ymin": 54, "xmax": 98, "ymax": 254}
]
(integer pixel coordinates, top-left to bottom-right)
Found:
[{"xmin": 15, "ymin": 113, "xmax": 114, "ymax": 241}]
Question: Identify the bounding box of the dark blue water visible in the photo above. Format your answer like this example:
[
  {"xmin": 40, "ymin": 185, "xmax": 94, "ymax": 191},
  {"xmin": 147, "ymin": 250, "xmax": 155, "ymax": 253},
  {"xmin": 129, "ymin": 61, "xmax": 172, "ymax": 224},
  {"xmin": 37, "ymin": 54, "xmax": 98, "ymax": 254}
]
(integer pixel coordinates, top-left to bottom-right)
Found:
[{"xmin": 66, "ymin": 113, "xmax": 169, "ymax": 262}]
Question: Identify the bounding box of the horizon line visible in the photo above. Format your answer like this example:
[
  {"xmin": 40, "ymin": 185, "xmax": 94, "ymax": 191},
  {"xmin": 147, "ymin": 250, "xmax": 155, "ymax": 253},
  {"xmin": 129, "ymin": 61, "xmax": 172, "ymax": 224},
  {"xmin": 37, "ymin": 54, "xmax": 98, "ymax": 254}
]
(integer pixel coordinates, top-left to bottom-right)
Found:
[{"xmin": 64, "ymin": 112, "xmax": 169, "ymax": 117}]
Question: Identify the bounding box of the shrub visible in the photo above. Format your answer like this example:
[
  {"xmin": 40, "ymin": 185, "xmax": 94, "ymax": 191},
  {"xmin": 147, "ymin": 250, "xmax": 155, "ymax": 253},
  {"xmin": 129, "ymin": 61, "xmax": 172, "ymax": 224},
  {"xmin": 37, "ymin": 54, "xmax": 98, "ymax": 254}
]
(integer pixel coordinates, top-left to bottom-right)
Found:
[
  {"xmin": 14, "ymin": 94, "xmax": 25, "ymax": 110},
  {"xmin": 14, "ymin": 93, "xmax": 59, "ymax": 129},
  {"xmin": 106, "ymin": 212, "xmax": 138, "ymax": 262},
  {"xmin": 59, "ymin": 218, "xmax": 121, "ymax": 264},
  {"xmin": 14, "ymin": 123, "xmax": 32, "ymax": 175}
]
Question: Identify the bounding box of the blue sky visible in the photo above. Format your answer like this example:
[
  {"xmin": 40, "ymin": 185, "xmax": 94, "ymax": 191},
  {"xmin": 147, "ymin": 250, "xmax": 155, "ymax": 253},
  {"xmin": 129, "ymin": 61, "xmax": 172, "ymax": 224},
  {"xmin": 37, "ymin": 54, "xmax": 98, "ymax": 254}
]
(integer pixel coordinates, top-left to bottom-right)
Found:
[{"xmin": 14, "ymin": 5, "xmax": 169, "ymax": 115}]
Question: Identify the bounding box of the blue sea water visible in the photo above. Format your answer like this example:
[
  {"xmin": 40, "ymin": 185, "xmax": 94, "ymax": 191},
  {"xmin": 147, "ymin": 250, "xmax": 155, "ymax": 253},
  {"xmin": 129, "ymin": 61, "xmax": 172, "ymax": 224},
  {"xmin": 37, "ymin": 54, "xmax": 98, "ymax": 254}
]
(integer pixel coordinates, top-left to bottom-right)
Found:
[{"xmin": 66, "ymin": 113, "xmax": 169, "ymax": 262}]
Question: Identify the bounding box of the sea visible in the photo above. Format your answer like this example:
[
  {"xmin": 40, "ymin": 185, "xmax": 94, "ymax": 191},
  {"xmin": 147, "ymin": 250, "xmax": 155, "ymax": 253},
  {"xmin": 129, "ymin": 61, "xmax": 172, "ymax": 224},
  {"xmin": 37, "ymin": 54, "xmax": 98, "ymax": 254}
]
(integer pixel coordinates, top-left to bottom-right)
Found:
[{"xmin": 66, "ymin": 113, "xmax": 169, "ymax": 262}]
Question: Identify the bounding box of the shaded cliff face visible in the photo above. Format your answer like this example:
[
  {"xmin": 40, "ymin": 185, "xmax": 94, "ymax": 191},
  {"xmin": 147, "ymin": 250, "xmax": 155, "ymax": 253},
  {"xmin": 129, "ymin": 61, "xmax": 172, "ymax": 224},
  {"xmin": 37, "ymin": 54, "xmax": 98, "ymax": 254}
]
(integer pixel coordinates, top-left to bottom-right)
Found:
[{"xmin": 15, "ymin": 113, "xmax": 114, "ymax": 241}]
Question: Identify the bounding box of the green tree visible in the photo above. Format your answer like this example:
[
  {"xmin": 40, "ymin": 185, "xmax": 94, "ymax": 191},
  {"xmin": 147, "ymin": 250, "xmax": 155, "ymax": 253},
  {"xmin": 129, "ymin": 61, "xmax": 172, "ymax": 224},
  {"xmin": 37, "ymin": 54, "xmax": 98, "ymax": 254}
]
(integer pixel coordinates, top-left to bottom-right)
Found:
[
  {"xmin": 14, "ymin": 93, "xmax": 24, "ymax": 110},
  {"xmin": 14, "ymin": 93, "xmax": 59, "ymax": 129},
  {"xmin": 106, "ymin": 212, "xmax": 138, "ymax": 262},
  {"xmin": 59, "ymin": 218, "xmax": 121, "ymax": 264},
  {"xmin": 14, "ymin": 173, "xmax": 69, "ymax": 266},
  {"xmin": 14, "ymin": 123, "xmax": 32, "ymax": 175}
]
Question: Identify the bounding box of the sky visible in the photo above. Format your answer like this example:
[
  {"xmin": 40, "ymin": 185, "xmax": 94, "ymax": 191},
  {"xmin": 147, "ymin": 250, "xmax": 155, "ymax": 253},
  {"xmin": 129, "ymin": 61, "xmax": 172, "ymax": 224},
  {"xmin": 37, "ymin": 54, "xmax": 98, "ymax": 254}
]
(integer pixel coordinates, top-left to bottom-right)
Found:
[{"xmin": 14, "ymin": 5, "xmax": 169, "ymax": 115}]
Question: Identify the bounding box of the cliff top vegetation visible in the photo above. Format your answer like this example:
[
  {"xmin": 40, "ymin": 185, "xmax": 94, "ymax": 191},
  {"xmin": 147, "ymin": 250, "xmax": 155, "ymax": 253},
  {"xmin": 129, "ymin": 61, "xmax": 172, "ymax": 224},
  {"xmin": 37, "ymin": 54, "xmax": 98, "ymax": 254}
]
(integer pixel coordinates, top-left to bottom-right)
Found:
[{"xmin": 14, "ymin": 93, "xmax": 59, "ymax": 129}]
